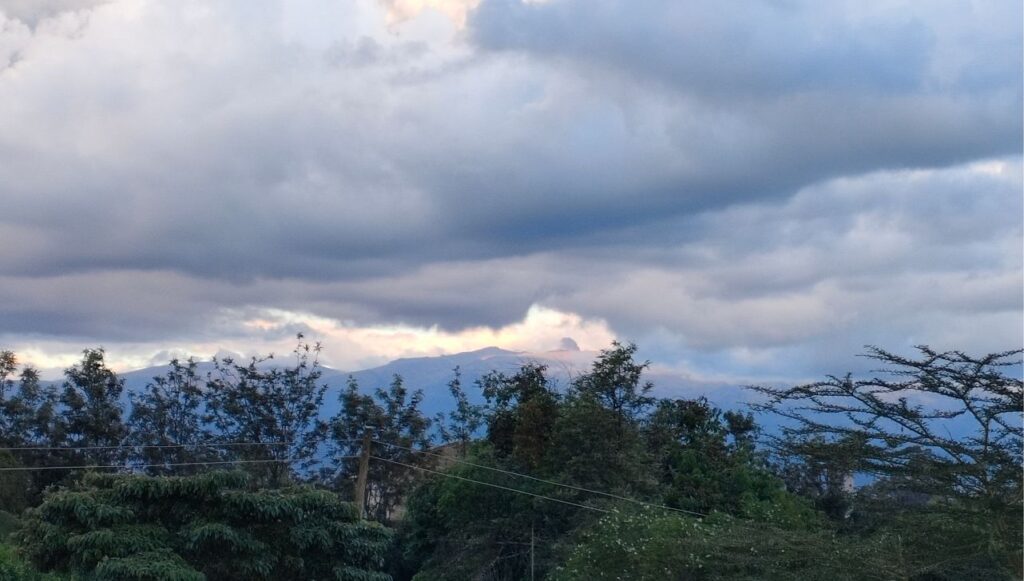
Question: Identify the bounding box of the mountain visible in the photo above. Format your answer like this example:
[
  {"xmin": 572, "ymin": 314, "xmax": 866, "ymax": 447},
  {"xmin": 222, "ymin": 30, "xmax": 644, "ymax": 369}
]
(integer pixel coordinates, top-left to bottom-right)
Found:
[
  {"xmin": 112, "ymin": 345, "xmax": 752, "ymax": 420},
  {"xmin": 322, "ymin": 346, "xmax": 594, "ymax": 418}
]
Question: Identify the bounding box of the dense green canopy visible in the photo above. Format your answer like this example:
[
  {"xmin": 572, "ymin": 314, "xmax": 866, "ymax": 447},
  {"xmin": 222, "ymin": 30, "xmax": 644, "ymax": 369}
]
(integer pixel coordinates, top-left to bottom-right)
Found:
[{"xmin": 17, "ymin": 471, "xmax": 391, "ymax": 581}]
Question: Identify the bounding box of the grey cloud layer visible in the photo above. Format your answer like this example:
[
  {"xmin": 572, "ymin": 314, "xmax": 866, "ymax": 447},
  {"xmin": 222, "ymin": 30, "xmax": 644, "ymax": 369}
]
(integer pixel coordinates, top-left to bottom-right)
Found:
[{"xmin": 0, "ymin": 0, "xmax": 1020, "ymax": 374}]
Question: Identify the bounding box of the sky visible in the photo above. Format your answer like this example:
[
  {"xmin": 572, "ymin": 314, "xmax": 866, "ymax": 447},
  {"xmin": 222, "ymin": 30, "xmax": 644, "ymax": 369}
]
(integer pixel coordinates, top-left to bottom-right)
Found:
[{"xmin": 0, "ymin": 0, "xmax": 1021, "ymax": 381}]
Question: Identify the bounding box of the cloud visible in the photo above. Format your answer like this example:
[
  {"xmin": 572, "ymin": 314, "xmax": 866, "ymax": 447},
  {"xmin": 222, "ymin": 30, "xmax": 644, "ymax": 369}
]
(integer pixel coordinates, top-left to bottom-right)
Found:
[
  {"xmin": 0, "ymin": 0, "xmax": 1019, "ymax": 380},
  {"xmin": 8, "ymin": 304, "xmax": 617, "ymax": 378},
  {"xmin": 378, "ymin": 0, "xmax": 480, "ymax": 28},
  {"xmin": 471, "ymin": 0, "xmax": 1022, "ymax": 95},
  {"xmin": 0, "ymin": 0, "xmax": 105, "ymax": 26}
]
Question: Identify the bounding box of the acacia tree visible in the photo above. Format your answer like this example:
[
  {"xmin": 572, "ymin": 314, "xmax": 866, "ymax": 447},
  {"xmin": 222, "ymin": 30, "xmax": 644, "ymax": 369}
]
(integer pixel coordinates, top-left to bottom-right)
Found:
[
  {"xmin": 750, "ymin": 346, "xmax": 1023, "ymax": 504},
  {"xmin": 204, "ymin": 336, "xmax": 328, "ymax": 486}
]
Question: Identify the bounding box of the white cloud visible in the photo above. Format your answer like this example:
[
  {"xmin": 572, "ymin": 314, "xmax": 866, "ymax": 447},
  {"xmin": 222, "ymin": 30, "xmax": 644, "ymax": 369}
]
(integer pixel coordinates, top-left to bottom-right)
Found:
[
  {"xmin": 378, "ymin": 0, "xmax": 480, "ymax": 28},
  {"xmin": 7, "ymin": 304, "xmax": 616, "ymax": 378}
]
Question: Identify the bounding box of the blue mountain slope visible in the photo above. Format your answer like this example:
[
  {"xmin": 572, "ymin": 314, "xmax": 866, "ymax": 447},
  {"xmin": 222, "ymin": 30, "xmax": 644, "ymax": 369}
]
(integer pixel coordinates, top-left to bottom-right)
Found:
[
  {"xmin": 107, "ymin": 346, "xmax": 754, "ymax": 423},
  {"xmin": 47, "ymin": 347, "xmax": 992, "ymax": 446},
  {"xmin": 322, "ymin": 347, "xmax": 591, "ymax": 419}
]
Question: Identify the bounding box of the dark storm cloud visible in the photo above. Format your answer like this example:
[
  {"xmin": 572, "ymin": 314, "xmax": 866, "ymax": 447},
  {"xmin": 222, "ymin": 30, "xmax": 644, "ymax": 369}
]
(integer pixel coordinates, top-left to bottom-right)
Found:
[
  {"xmin": 457, "ymin": 0, "xmax": 1021, "ymax": 229},
  {"xmin": 471, "ymin": 0, "xmax": 1021, "ymax": 96},
  {"xmin": 0, "ymin": 0, "xmax": 1020, "ymax": 372}
]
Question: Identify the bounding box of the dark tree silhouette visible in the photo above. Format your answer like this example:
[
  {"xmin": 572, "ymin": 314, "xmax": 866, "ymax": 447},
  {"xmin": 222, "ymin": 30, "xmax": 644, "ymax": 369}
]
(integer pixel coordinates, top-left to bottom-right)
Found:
[
  {"xmin": 204, "ymin": 335, "xmax": 328, "ymax": 486},
  {"xmin": 750, "ymin": 346, "xmax": 1023, "ymax": 503},
  {"xmin": 128, "ymin": 358, "xmax": 218, "ymax": 474}
]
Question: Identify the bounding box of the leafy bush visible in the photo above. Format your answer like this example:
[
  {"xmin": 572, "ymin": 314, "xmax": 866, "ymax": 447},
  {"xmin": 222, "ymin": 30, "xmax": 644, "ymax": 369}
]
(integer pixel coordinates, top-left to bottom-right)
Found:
[
  {"xmin": 0, "ymin": 543, "xmax": 69, "ymax": 580},
  {"xmin": 17, "ymin": 470, "xmax": 392, "ymax": 580},
  {"xmin": 553, "ymin": 505, "xmax": 1022, "ymax": 581}
]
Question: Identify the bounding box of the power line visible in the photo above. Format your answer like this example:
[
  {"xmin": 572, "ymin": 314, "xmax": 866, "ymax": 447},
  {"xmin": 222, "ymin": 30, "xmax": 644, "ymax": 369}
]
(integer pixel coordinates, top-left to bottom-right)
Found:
[
  {"xmin": 373, "ymin": 440, "xmax": 706, "ymax": 517},
  {"xmin": 0, "ymin": 456, "xmax": 358, "ymax": 473},
  {"xmin": 370, "ymin": 455, "xmax": 611, "ymax": 514},
  {"xmin": 1, "ymin": 437, "xmax": 704, "ymax": 516},
  {"xmin": 0, "ymin": 442, "xmax": 292, "ymax": 452},
  {"xmin": 0, "ymin": 439, "xmax": 360, "ymax": 452}
]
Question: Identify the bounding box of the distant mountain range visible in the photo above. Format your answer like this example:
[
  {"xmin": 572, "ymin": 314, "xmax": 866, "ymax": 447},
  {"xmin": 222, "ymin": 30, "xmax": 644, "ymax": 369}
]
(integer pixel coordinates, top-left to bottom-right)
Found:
[
  {"xmin": 113, "ymin": 345, "xmax": 754, "ymax": 420},
  {"xmin": 49, "ymin": 345, "xmax": 984, "ymax": 443}
]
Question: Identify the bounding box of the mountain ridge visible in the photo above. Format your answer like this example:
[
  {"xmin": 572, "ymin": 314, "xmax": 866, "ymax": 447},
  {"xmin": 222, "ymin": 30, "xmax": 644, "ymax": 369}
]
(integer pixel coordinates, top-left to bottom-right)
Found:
[{"xmin": 46, "ymin": 345, "xmax": 752, "ymax": 421}]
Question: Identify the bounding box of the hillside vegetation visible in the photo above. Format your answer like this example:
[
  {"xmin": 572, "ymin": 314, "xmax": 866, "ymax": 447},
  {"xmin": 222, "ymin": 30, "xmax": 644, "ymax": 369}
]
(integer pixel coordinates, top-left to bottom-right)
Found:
[{"xmin": 0, "ymin": 341, "xmax": 1020, "ymax": 580}]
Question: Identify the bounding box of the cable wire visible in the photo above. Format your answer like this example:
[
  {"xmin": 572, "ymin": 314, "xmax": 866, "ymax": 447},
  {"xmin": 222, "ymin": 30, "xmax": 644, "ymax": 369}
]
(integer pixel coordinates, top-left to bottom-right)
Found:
[
  {"xmin": 0, "ymin": 442, "xmax": 292, "ymax": 452},
  {"xmin": 0, "ymin": 439, "xmax": 360, "ymax": 452},
  {"xmin": 370, "ymin": 455, "xmax": 611, "ymax": 514},
  {"xmin": 0, "ymin": 456, "xmax": 358, "ymax": 472},
  {"xmin": 373, "ymin": 440, "xmax": 706, "ymax": 517}
]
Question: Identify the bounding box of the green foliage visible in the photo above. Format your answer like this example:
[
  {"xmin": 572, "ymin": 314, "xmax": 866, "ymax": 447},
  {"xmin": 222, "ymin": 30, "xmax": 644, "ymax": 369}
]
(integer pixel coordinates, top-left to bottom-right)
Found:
[
  {"xmin": 0, "ymin": 453, "xmax": 30, "ymax": 515},
  {"xmin": 545, "ymin": 393, "xmax": 651, "ymax": 496},
  {"xmin": 553, "ymin": 510, "xmax": 853, "ymax": 581},
  {"xmin": 0, "ymin": 543, "xmax": 71, "ymax": 580},
  {"xmin": 481, "ymin": 363, "xmax": 560, "ymax": 471},
  {"xmin": 3, "ymin": 342, "xmax": 1018, "ymax": 580},
  {"xmin": 399, "ymin": 446, "xmax": 588, "ymax": 581},
  {"xmin": 330, "ymin": 374, "xmax": 432, "ymax": 522},
  {"xmin": 0, "ymin": 352, "xmax": 62, "ymax": 509},
  {"xmin": 751, "ymin": 346, "xmax": 1024, "ymax": 576},
  {"xmin": 55, "ymin": 349, "xmax": 129, "ymax": 467},
  {"xmin": 433, "ymin": 367, "xmax": 484, "ymax": 457},
  {"xmin": 0, "ymin": 511, "xmax": 19, "ymax": 540},
  {"xmin": 400, "ymin": 348, "xmax": 782, "ymax": 579},
  {"xmin": 646, "ymin": 397, "xmax": 803, "ymax": 520},
  {"xmin": 204, "ymin": 336, "xmax": 329, "ymax": 485},
  {"xmin": 571, "ymin": 341, "xmax": 654, "ymax": 422},
  {"xmin": 94, "ymin": 549, "xmax": 204, "ymax": 581},
  {"xmin": 16, "ymin": 470, "xmax": 392, "ymax": 581},
  {"xmin": 128, "ymin": 358, "xmax": 218, "ymax": 475},
  {"xmin": 554, "ymin": 504, "xmax": 1022, "ymax": 581}
]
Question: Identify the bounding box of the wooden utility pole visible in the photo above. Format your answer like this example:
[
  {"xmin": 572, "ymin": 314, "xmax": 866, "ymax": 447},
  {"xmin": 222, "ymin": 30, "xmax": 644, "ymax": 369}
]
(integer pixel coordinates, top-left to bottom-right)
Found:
[
  {"xmin": 530, "ymin": 521, "xmax": 535, "ymax": 581},
  {"xmin": 354, "ymin": 429, "xmax": 371, "ymax": 519}
]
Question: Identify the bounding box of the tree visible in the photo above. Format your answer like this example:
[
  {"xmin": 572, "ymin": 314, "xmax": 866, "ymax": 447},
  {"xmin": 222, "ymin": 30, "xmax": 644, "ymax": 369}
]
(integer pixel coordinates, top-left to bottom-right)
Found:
[
  {"xmin": 127, "ymin": 358, "xmax": 218, "ymax": 474},
  {"xmin": 0, "ymin": 353, "xmax": 61, "ymax": 509},
  {"xmin": 642, "ymin": 398, "xmax": 795, "ymax": 519},
  {"xmin": 329, "ymin": 375, "xmax": 431, "ymax": 522},
  {"xmin": 399, "ymin": 362, "xmax": 578, "ymax": 581},
  {"xmin": 434, "ymin": 367, "xmax": 484, "ymax": 457},
  {"xmin": 540, "ymin": 344, "xmax": 656, "ymax": 494},
  {"xmin": 53, "ymin": 349, "xmax": 128, "ymax": 467},
  {"xmin": 398, "ymin": 453, "xmax": 580, "ymax": 581},
  {"xmin": 571, "ymin": 342, "xmax": 654, "ymax": 422},
  {"xmin": 480, "ymin": 363, "xmax": 560, "ymax": 471},
  {"xmin": 750, "ymin": 346, "xmax": 1024, "ymax": 578},
  {"xmin": 750, "ymin": 346, "xmax": 1023, "ymax": 504},
  {"xmin": 1, "ymin": 352, "xmax": 60, "ymax": 452},
  {"xmin": 0, "ymin": 350, "xmax": 16, "ymax": 404},
  {"xmin": 2, "ymin": 366, "xmax": 59, "ymax": 450},
  {"xmin": 402, "ymin": 356, "xmax": 658, "ymax": 581},
  {"xmin": 204, "ymin": 336, "xmax": 328, "ymax": 486},
  {"xmin": 17, "ymin": 470, "xmax": 392, "ymax": 581},
  {"xmin": 545, "ymin": 394, "xmax": 649, "ymax": 495}
]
